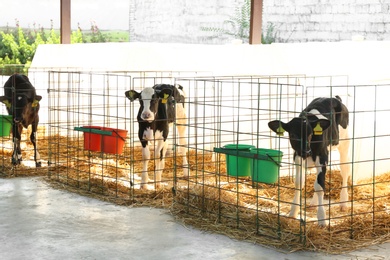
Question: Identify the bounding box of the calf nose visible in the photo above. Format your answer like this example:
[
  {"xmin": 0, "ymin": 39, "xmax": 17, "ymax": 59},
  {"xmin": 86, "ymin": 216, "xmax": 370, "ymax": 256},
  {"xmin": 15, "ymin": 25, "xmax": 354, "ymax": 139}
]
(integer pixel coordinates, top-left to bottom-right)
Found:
[
  {"xmin": 14, "ymin": 117, "xmax": 22, "ymax": 123},
  {"xmin": 142, "ymin": 112, "xmax": 151, "ymax": 119}
]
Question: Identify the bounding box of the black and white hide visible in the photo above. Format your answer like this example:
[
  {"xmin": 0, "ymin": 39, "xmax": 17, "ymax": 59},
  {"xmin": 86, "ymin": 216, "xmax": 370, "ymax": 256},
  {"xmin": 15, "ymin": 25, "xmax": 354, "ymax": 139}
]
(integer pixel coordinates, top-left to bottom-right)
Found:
[
  {"xmin": 125, "ymin": 84, "xmax": 189, "ymax": 189},
  {"xmin": 268, "ymin": 96, "xmax": 350, "ymax": 226},
  {"xmin": 0, "ymin": 74, "xmax": 42, "ymax": 167}
]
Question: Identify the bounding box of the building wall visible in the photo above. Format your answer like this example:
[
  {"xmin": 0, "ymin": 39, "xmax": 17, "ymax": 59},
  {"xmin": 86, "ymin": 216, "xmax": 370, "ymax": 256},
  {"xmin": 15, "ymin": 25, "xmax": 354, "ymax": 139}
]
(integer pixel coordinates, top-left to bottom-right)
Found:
[
  {"xmin": 129, "ymin": 0, "xmax": 243, "ymax": 44},
  {"xmin": 263, "ymin": 0, "xmax": 390, "ymax": 42},
  {"xmin": 129, "ymin": 0, "xmax": 390, "ymax": 44}
]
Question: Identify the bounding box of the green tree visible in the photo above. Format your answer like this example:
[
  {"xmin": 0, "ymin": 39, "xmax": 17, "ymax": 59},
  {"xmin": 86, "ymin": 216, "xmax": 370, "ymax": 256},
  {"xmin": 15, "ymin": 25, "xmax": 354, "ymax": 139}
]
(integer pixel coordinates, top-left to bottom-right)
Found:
[
  {"xmin": 201, "ymin": 0, "xmax": 277, "ymax": 44},
  {"xmin": 0, "ymin": 20, "xmax": 107, "ymax": 75},
  {"xmin": 89, "ymin": 21, "xmax": 108, "ymax": 43},
  {"xmin": 201, "ymin": 0, "xmax": 251, "ymax": 42},
  {"xmin": 71, "ymin": 29, "xmax": 84, "ymax": 44}
]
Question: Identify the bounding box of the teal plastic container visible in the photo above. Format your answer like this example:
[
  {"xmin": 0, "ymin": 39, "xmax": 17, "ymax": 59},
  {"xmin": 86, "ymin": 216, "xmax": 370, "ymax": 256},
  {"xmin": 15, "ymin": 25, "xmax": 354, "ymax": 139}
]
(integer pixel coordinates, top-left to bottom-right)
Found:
[
  {"xmin": 250, "ymin": 148, "xmax": 283, "ymax": 184},
  {"xmin": 223, "ymin": 144, "xmax": 255, "ymax": 177},
  {"xmin": 0, "ymin": 115, "xmax": 12, "ymax": 137}
]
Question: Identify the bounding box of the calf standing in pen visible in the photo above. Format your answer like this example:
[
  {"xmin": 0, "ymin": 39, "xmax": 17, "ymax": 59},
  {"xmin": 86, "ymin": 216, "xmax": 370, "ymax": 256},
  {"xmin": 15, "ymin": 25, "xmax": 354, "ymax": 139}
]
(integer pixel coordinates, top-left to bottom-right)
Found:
[
  {"xmin": 0, "ymin": 74, "xmax": 42, "ymax": 167},
  {"xmin": 268, "ymin": 96, "xmax": 350, "ymax": 226},
  {"xmin": 125, "ymin": 84, "xmax": 190, "ymax": 189}
]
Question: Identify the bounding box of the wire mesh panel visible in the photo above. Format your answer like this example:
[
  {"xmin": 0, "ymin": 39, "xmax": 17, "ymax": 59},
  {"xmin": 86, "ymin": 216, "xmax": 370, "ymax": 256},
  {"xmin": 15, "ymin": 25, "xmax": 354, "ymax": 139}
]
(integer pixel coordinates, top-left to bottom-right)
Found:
[
  {"xmin": 38, "ymin": 70, "xmax": 390, "ymax": 251},
  {"xmin": 0, "ymin": 69, "xmax": 48, "ymax": 176},
  {"xmin": 171, "ymin": 75, "xmax": 390, "ymax": 252},
  {"xmin": 47, "ymin": 71, "xmax": 130, "ymax": 198},
  {"xmin": 46, "ymin": 70, "xmax": 206, "ymax": 203}
]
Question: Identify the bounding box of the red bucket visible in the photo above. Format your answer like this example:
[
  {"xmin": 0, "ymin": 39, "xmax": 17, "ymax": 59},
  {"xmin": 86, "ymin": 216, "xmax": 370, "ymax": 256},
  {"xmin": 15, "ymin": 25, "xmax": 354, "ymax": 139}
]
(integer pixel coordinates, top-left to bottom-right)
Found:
[
  {"xmin": 83, "ymin": 126, "xmax": 102, "ymax": 152},
  {"xmin": 100, "ymin": 127, "xmax": 128, "ymax": 154},
  {"xmin": 75, "ymin": 126, "xmax": 128, "ymax": 154}
]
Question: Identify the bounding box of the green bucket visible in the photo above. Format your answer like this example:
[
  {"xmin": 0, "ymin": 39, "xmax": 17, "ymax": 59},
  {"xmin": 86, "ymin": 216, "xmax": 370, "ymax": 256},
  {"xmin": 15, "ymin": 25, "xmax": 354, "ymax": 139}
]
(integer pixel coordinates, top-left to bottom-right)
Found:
[
  {"xmin": 223, "ymin": 144, "xmax": 255, "ymax": 177},
  {"xmin": 250, "ymin": 148, "xmax": 283, "ymax": 184},
  {"xmin": 0, "ymin": 115, "xmax": 12, "ymax": 137}
]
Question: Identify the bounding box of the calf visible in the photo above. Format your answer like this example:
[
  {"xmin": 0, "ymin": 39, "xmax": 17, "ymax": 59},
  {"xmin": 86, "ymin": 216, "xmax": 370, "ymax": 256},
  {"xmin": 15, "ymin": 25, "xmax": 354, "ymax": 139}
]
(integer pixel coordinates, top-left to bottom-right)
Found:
[
  {"xmin": 268, "ymin": 96, "xmax": 350, "ymax": 226},
  {"xmin": 125, "ymin": 84, "xmax": 190, "ymax": 189},
  {"xmin": 0, "ymin": 74, "xmax": 42, "ymax": 167}
]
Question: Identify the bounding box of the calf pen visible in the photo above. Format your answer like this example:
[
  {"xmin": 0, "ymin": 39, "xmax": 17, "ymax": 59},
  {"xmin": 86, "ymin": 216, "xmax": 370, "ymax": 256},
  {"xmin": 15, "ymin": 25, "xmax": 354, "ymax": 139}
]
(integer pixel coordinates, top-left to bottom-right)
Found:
[
  {"xmin": 0, "ymin": 69, "xmax": 48, "ymax": 177},
  {"xmin": 46, "ymin": 70, "xmax": 205, "ymax": 205},
  {"xmin": 172, "ymin": 75, "xmax": 390, "ymax": 253},
  {"xmin": 44, "ymin": 72, "xmax": 390, "ymax": 253}
]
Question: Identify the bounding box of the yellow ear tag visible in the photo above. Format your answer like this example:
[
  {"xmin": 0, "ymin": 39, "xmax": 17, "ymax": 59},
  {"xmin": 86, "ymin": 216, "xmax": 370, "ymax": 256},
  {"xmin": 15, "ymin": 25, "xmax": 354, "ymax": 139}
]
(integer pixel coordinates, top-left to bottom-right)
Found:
[
  {"xmin": 161, "ymin": 93, "xmax": 169, "ymax": 104},
  {"xmin": 3, "ymin": 100, "xmax": 11, "ymax": 109},
  {"xmin": 313, "ymin": 123, "xmax": 323, "ymax": 135},
  {"xmin": 32, "ymin": 99, "xmax": 39, "ymax": 108},
  {"xmin": 276, "ymin": 126, "xmax": 285, "ymax": 136}
]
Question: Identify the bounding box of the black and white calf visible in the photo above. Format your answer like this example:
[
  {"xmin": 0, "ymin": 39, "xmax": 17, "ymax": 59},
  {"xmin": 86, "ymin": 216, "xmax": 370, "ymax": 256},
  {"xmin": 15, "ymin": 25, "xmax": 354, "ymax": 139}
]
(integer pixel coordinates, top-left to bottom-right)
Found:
[
  {"xmin": 0, "ymin": 74, "xmax": 42, "ymax": 167},
  {"xmin": 125, "ymin": 84, "xmax": 189, "ymax": 189},
  {"xmin": 268, "ymin": 96, "xmax": 350, "ymax": 226}
]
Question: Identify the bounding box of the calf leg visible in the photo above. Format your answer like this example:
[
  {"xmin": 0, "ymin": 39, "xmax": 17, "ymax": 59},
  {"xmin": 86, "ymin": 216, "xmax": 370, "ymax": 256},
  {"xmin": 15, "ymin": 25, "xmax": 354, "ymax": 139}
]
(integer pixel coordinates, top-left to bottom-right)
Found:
[
  {"xmin": 289, "ymin": 156, "xmax": 306, "ymax": 218},
  {"xmin": 141, "ymin": 144, "xmax": 150, "ymax": 189},
  {"xmin": 30, "ymin": 121, "xmax": 41, "ymax": 167},
  {"xmin": 338, "ymin": 127, "xmax": 351, "ymax": 211},
  {"xmin": 339, "ymin": 145, "xmax": 351, "ymax": 211},
  {"xmin": 176, "ymin": 104, "xmax": 190, "ymax": 178},
  {"xmin": 12, "ymin": 137, "xmax": 22, "ymax": 165},
  {"xmin": 314, "ymin": 157, "xmax": 327, "ymax": 227},
  {"xmin": 11, "ymin": 124, "xmax": 23, "ymax": 165},
  {"xmin": 176, "ymin": 123, "xmax": 189, "ymax": 178},
  {"xmin": 154, "ymin": 140, "xmax": 167, "ymax": 189}
]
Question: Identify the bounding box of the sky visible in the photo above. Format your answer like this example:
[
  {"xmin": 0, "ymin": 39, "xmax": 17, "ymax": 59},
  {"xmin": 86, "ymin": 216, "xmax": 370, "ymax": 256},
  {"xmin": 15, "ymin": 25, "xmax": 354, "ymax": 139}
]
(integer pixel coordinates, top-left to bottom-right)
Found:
[{"xmin": 0, "ymin": 0, "xmax": 129, "ymax": 30}]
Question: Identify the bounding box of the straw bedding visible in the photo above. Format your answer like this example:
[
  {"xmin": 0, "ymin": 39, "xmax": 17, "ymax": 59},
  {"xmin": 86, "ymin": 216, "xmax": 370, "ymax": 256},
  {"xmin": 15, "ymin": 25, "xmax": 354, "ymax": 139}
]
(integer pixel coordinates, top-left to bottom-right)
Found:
[
  {"xmin": 1, "ymin": 127, "xmax": 390, "ymax": 254},
  {"xmin": 171, "ymin": 177, "xmax": 390, "ymax": 254}
]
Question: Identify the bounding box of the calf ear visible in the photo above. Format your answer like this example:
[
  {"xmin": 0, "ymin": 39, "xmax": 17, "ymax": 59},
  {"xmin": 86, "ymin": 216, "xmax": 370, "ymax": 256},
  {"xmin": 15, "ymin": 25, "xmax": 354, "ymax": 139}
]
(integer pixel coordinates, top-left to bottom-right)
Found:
[
  {"xmin": 125, "ymin": 90, "xmax": 139, "ymax": 102},
  {"xmin": 268, "ymin": 120, "xmax": 288, "ymax": 136},
  {"xmin": 310, "ymin": 119, "xmax": 331, "ymax": 135},
  {"xmin": 338, "ymin": 104, "xmax": 349, "ymax": 129},
  {"xmin": 32, "ymin": 95, "xmax": 42, "ymax": 108},
  {"xmin": 0, "ymin": 96, "xmax": 11, "ymax": 108},
  {"xmin": 173, "ymin": 84, "xmax": 184, "ymax": 102}
]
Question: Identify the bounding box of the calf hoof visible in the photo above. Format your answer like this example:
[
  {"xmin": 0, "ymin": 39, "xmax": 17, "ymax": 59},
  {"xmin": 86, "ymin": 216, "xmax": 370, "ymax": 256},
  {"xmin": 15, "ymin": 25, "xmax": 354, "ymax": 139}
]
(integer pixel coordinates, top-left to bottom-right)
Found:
[
  {"xmin": 140, "ymin": 184, "xmax": 149, "ymax": 190},
  {"xmin": 339, "ymin": 204, "xmax": 348, "ymax": 212},
  {"xmin": 288, "ymin": 207, "xmax": 299, "ymax": 219},
  {"xmin": 11, "ymin": 158, "xmax": 21, "ymax": 166},
  {"xmin": 318, "ymin": 220, "xmax": 328, "ymax": 227},
  {"xmin": 36, "ymin": 162, "xmax": 42, "ymax": 167}
]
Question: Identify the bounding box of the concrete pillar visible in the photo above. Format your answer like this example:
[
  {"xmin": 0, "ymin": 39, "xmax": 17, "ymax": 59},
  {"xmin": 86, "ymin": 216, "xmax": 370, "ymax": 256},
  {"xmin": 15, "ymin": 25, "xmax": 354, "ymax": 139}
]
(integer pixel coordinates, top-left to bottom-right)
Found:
[
  {"xmin": 60, "ymin": 0, "xmax": 71, "ymax": 44},
  {"xmin": 249, "ymin": 0, "xmax": 263, "ymax": 44}
]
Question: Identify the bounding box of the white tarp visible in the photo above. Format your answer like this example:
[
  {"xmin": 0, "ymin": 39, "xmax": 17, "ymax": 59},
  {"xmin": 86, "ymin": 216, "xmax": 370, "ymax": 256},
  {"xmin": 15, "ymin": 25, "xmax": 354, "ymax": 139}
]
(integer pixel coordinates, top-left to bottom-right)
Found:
[{"xmin": 28, "ymin": 41, "xmax": 390, "ymax": 179}]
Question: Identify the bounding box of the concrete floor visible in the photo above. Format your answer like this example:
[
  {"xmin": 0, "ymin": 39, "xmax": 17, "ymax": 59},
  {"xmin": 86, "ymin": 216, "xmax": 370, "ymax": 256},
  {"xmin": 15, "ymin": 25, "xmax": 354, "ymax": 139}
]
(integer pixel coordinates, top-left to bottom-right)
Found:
[{"xmin": 0, "ymin": 177, "xmax": 388, "ymax": 260}]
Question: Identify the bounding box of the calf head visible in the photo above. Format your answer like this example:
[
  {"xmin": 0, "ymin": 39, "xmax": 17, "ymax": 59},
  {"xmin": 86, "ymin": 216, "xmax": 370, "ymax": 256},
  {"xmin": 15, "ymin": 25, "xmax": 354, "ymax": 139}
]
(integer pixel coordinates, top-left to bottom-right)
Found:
[
  {"xmin": 125, "ymin": 87, "xmax": 172, "ymax": 122},
  {"xmin": 0, "ymin": 94, "xmax": 42, "ymax": 123},
  {"xmin": 268, "ymin": 117, "xmax": 331, "ymax": 159}
]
